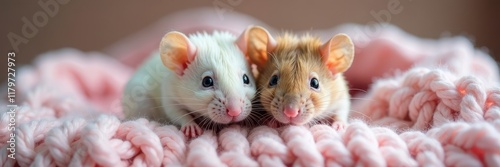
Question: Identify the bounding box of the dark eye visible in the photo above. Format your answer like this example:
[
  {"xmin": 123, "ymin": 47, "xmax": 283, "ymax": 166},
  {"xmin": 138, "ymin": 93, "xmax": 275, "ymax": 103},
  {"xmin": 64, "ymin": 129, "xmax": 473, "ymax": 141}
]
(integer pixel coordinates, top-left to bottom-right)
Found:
[
  {"xmin": 269, "ymin": 75, "xmax": 279, "ymax": 87},
  {"xmin": 243, "ymin": 74, "xmax": 250, "ymax": 85},
  {"xmin": 310, "ymin": 78, "xmax": 319, "ymax": 89},
  {"xmin": 202, "ymin": 76, "xmax": 214, "ymax": 87}
]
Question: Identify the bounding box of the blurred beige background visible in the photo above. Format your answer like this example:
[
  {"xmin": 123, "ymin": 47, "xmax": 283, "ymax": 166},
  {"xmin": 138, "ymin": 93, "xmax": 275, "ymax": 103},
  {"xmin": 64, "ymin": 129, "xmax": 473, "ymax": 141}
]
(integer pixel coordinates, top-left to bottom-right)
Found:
[{"xmin": 1, "ymin": 0, "xmax": 499, "ymax": 83}]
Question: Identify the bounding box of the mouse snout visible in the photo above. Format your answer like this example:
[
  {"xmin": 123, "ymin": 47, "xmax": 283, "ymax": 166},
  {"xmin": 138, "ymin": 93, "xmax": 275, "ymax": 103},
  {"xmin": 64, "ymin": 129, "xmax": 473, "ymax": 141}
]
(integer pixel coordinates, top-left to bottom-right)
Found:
[
  {"xmin": 284, "ymin": 104, "xmax": 300, "ymax": 118},
  {"xmin": 226, "ymin": 98, "xmax": 242, "ymax": 117},
  {"xmin": 282, "ymin": 94, "xmax": 302, "ymax": 118},
  {"xmin": 226, "ymin": 106, "xmax": 241, "ymax": 117}
]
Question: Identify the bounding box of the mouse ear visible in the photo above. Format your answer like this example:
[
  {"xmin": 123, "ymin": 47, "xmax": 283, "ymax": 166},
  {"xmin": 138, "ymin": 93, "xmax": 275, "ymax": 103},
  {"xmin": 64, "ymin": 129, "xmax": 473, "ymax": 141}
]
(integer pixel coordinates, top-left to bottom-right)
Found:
[
  {"xmin": 320, "ymin": 33, "xmax": 354, "ymax": 74},
  {"xmin": 236, "ymin": 26, "xmax": 276, "ymax": 71},
  {"xmin": 159, "ymin": 31, "xmax": 197, "ymax": 76}
]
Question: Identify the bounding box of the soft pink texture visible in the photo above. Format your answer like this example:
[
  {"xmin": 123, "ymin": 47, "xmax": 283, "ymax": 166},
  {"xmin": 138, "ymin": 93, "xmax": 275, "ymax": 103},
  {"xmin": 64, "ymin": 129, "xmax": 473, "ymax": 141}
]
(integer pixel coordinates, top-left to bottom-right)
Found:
[{"xmin": 1, "ymin": 8, "xmax": 500, "ymax": 167}]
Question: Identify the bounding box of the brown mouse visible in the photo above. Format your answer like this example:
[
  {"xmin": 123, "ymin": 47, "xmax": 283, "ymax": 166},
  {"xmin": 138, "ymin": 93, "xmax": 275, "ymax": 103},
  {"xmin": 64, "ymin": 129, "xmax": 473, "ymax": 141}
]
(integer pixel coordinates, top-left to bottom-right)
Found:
[{"xmin": 238, "ymin": 26, "xmax": 355, "ymax": 128}]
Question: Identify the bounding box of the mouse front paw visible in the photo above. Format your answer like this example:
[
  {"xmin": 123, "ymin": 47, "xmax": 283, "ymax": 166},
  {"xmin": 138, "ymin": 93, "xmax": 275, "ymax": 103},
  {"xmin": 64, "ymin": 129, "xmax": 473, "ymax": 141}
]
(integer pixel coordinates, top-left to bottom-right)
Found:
[
  {"xmin": 332, "ymin": 121, "xmax": 348, "ymax": 131},
  {"xmin": 181, "ymin": 123, "xmax": 203, "ymax": 138}
]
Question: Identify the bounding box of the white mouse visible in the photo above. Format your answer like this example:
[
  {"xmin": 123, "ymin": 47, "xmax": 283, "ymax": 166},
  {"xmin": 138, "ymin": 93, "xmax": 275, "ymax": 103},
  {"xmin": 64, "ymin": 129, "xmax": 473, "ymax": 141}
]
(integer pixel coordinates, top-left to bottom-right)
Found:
[{"xmin": 122, "ymin": 30, "xmax": 257, "ymax": 138}]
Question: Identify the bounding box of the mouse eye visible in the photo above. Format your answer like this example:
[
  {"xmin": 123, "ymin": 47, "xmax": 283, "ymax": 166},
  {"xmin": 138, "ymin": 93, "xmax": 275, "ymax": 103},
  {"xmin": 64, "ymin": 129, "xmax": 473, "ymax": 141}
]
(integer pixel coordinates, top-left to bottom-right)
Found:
[
  {"xmin": 310, "ymin": 78, "xmax": 319, "ymax": 89},
  {"xmin": 202, "ymin": 76, "xmax": 214, "ymax": 87},
  {"xmin": 269, "ymin": 75, "xmax": 279, "ymax": 87},
  {"xmin": 243, "ymin": 74, "xmax": 250, "ymax": 85}
]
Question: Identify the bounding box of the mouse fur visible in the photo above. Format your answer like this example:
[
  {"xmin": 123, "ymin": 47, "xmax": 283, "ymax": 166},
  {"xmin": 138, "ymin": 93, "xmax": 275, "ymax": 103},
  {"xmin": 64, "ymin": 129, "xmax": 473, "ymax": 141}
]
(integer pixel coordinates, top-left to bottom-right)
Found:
[
  {"xmin": 122, "ymin": 31, "xmax": 257, "ymax": 137},
  {"xmin": 240, "ymin": 26, "xmax": 354, "ymax": 128}
]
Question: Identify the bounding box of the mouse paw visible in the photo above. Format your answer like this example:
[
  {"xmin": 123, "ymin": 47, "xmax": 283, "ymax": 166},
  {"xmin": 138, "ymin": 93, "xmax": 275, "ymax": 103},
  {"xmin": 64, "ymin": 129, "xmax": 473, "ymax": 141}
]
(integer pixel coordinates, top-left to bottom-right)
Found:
[
  {"xmin": 181, "ymin": 123, "xmax": 203, "ymax": 138},
  {"xmin": 332, "ymin": 121, "xmax": 348, "ymax": 131}
]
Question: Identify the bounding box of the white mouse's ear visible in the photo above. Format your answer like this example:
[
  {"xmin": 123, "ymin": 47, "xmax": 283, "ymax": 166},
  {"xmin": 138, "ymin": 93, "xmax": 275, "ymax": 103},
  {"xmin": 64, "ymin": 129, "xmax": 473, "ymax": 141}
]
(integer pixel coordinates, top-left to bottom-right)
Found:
[
  {"xmin": 236, "ymin": 26, "xmax": 276, "ymax": 71},
  {"xmin": 159, "ymin": 31, "xmax": 197, "ymax": 76},
  {"xmin": 320, "ymin": 33, "xmax": 354, "ymax": 74}
]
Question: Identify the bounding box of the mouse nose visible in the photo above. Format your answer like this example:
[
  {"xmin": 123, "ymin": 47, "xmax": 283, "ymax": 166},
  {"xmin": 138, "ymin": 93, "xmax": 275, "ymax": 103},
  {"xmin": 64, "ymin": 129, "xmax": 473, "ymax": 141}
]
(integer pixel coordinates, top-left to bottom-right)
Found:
[
  {"xmin": 226, "ymin": 100, "xmax": 242, "ymax": 117},
  {"xmin": 226, "ymin": 107, "xmax": 241, "ymax": 117},
  {"xmin": 225, "ymin": 97, "xmax": 244, "ymax": 117},
  {"xmin": 284, "ymin": 105, "xmax": 299, "ymax": 118}
]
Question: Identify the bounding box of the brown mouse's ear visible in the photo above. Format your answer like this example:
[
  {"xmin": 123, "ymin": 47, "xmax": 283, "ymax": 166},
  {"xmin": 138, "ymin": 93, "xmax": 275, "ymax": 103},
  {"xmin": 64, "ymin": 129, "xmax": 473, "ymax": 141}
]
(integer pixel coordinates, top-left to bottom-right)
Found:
[
  {"xmin": 236, "ymin": 26, "xmax": 276, "ymax": 71},
  {"xmin": 320, "ymin": 33, "xmax": 354, "ymax": 74},
  {"xmin": 159, "ymin": 31, "xmax": 197, "ymax": 76}
]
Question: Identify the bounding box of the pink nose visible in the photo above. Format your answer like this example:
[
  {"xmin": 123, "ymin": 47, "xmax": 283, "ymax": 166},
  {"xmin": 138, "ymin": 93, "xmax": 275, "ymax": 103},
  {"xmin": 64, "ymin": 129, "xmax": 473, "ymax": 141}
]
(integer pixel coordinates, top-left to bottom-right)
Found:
[
  {"xmin": 284, "ymin": 105, "xmax": 299, "ymax": 118},
  {"xmin": 226, "ymin": 98, "xmax": 242, "ymax": 117},
  {"xmin": 226, "ymin": 107, "xmax": 241, "ymax": 117}
]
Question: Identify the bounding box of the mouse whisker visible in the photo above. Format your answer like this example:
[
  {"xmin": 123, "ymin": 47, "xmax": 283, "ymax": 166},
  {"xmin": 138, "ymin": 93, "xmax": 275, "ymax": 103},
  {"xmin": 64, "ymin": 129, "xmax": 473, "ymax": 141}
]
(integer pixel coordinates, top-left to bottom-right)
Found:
[
  {"xmin": 320, "ymin": 88, "xmax": 368, "ymax": 94},
  {"xmin": 314, "ymin": 112, "xmax": 332, "ymax": 122},
  {"xmin": 261, "ymin": 96, "xmax": 275, "ymax": 102},
  {"xmin": 306, "ymin": 119, "xmax": 316, "ymax": 127},
  {"xmin": 261, "ymin": 114, "xmax": 275, "ymax": 125},
  {"xmin": 251, "ymin": 110, "xmax": 268, "ymax": 113},
  {"xmin": 349, "ymin": 97, "xmax": 377, "ymax": 103},
  {"xmin": 270, "ymin": 117, "xmax": 280, "ymax": 127},
  {"xmin": 250, "ymin": 101, "xmax": 264, "ymax": 106},
  {"xmin": 252, "ymin": 108, "xmax": 267, "ymax": 112},
  {"xmin": 198, "ymin": 117, "xmax": 211, "ymax": 130},
  {"xmin": 270, "ymin": 54, "xmax": 280, "ymax": 69},
  {"xmin": 187, "ymin": 112, "xmax": 214, "ymax": 129},
  {"xmin": 348, "ymin": 88, "xmax": 368, "ymax": 94},
  {"xmin": 248, "ymin": 115, "xmax": 260, "ymax": 127},
  {"xmin": 258, "ymin": 96, "xmax": 274, "ymax": 102},
  {"xmin": 348, "ymin": 109, "xmax": 374, "ymax": 122},
  {"xmin": 254, "ymin": 87, "xmax": 273, "ymax": 94},
  {"xmin": 252, "ymin": 111, "xmax": 268, "ymax": 116},
  {"xmin": 169, "ymin": 108, "xmax": 207, "ymax": 124},
  {"xmin": 314, "ymin": 119, "xmax": 321, "ymax": 126}
]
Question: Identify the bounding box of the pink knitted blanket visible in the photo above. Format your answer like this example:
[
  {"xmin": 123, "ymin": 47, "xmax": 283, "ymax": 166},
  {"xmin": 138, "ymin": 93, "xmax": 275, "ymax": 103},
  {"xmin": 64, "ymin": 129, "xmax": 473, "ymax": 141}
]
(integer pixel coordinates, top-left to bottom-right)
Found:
[{"xmin": 2, "ymin": 8, "xmax": 500, "ymax": 167}]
